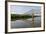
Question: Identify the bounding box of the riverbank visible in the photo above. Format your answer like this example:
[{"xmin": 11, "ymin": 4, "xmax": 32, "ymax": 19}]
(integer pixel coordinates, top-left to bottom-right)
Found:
[
  {"xmin": 11, "ymin": 14, "xmax": 40, "ymax": 21},
  {"xmin": 11, "ymin": 14, "xmax": 32, "ymax": 21}
]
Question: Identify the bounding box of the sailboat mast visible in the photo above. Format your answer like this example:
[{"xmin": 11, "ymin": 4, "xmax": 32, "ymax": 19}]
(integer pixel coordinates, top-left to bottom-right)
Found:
[{"xmin": 32, "ymin": 9, "xmax": 34, "ymax": 27}]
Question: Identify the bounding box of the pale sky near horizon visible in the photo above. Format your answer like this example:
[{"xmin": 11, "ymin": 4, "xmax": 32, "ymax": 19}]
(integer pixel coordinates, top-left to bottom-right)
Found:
[{"xmin": 10, "ymin": 5, "xmax": 41, "ymax": 14}]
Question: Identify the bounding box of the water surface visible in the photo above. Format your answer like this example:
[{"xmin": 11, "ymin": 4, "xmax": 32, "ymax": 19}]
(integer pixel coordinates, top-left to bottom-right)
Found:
[{"xmin": 11, "ymin": 17, "xmax": 41, "ymax": 28}]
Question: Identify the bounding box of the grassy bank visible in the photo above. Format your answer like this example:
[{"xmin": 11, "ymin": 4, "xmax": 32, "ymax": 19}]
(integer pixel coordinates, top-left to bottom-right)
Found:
[
  {"xmin": 11, "ymin": 14, "xmax": 33, "ymax": 21},
  {"xmin": 11, "ymin": 14, "xmax": 40, "ymax": 21}
]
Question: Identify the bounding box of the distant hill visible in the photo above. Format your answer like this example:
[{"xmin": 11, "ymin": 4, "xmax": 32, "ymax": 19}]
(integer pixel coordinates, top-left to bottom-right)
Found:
[
  {"xmin": 11, "ymin": 9, "xmax": 41, "ymax": 16},
  {"xmin": 24, "ymin": 9, "xmax": 41, "ymax": 16}
]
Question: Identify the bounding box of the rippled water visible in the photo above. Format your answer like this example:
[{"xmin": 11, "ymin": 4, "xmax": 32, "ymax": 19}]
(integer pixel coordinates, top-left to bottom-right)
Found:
[{"xmin": 11, "ymin": 17, "xmax": 41, "ymax": 28}]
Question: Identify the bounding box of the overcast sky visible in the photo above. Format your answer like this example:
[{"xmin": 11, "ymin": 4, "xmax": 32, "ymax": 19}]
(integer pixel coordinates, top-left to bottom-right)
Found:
[{"xmin": 10, "ymin": 5, "xmax": 41, "ymax": 14}]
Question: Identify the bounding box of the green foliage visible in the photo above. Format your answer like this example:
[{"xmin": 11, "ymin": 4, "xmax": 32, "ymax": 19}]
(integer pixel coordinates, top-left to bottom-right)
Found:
[{"xmin": 11, "ymin": 14, "xmax": 32, "ymax": 21}]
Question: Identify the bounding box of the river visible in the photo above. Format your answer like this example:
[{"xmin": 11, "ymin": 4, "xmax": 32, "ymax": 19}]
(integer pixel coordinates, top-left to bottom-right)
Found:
[{"xmin": 11, "ymin": 17, "xmax": 41, "ymax": 28}]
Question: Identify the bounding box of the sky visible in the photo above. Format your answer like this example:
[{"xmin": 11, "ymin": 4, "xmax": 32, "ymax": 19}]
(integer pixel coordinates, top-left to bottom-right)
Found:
[{"xmin": 10, "ymin": 5, "xmax": 41, "ymax": 14}]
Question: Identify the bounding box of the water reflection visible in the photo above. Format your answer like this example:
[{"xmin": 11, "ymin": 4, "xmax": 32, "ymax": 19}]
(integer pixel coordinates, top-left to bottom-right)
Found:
[{"xmin": 11, "ymin": 17, "xmax": 41, "ymax": 28}]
